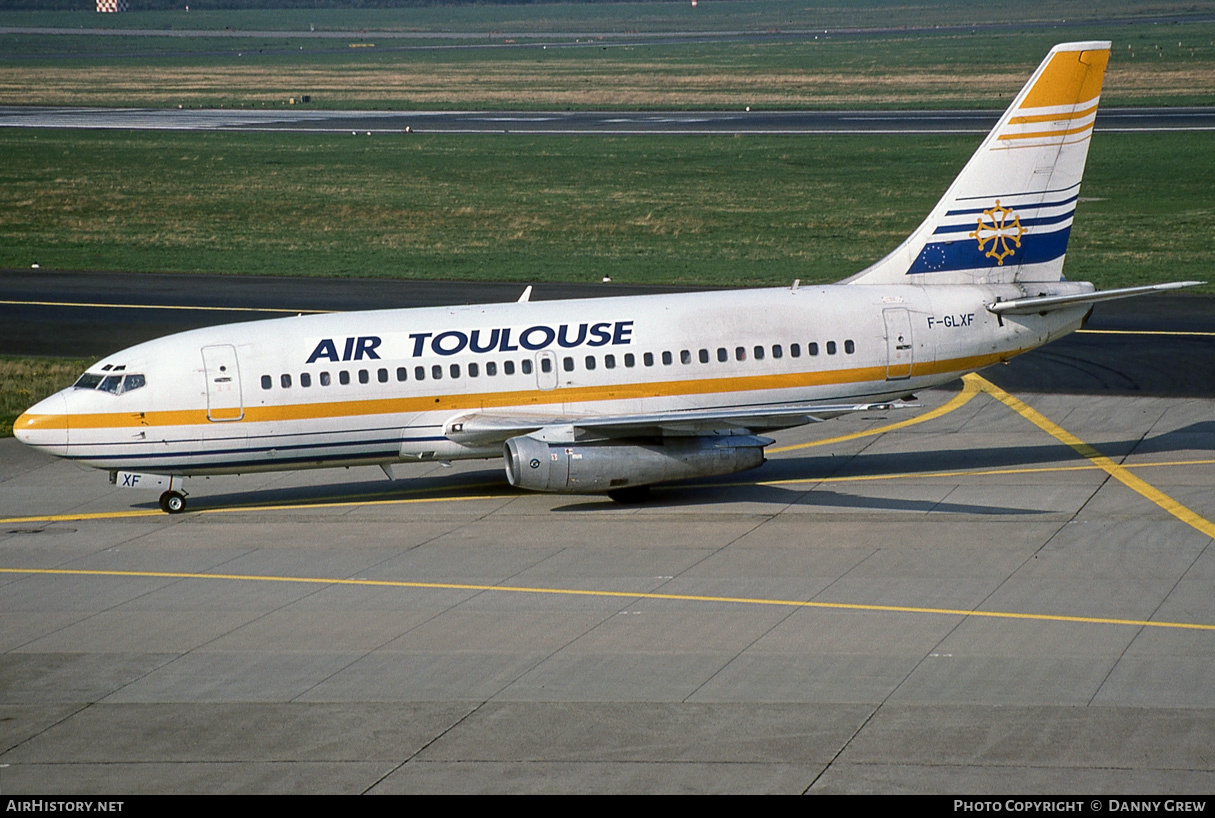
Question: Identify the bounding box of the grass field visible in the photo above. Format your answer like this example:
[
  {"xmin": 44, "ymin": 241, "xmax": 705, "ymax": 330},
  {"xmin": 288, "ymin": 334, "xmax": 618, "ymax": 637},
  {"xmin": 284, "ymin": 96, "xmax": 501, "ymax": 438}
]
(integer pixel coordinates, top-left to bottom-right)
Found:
[
  {"xmin": 2, "ymin": 128, "xmax": 1211, "ymax": 291},
  {"xmin": 5, "ymin": 1, "xmax": 1208, "ymax": 35},
  {"xmin": 5, "ymin": 34, "xmax": 1215, "ymax": 110},
  {"xmin": 0, "ymin": 357, "xmax": 91, "ymax": 437},
  {"xmin": 2, "ymin": 3, "xmax": 1214, "ymax": 108}
]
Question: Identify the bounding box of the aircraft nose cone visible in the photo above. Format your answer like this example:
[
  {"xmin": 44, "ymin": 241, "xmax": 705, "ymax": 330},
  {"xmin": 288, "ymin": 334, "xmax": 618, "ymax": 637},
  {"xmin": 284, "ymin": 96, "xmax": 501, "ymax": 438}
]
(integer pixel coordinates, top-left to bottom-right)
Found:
[{"xmin": 13, "ymin": 393, "xmax": 69, "ymax": 456}]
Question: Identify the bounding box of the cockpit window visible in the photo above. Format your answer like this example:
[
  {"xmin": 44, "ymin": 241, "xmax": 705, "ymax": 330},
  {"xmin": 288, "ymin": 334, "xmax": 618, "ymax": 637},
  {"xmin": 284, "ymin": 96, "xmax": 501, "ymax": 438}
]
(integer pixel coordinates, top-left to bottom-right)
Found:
[
  {"xmin": 74, "ymin": 373, "xmax": 104, "ymax": 390},
  {"xmin": 73, "ymin": 372, "xmax": 146, "ymax": 394}
]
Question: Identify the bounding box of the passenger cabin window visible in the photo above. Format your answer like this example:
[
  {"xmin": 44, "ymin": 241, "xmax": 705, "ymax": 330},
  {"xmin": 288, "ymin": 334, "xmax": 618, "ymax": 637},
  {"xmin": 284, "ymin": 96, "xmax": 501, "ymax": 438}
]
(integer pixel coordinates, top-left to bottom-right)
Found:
[
  {"xmin": 339, "ymin": 371, "xmax": 351, "ymax": 385},
  {"xmin": 415, "ymin": 366, "xmax": 426, "ymax": 381},
  {"xmin": 504, "ymin": 361, "xmax": 515, "ymax": 375},
  {"xmin": 520, "ymin": 360, "xmax": 532, "ymax": 375},
  {"xmin": 358, "ymin": 370, "xmax": 369, "ymax": 385},
  {"xmin": 790, "ymin": 343, "xmax": 801, "ymax": 358},
  {"xmin": 772, "ymin": 345, "xmax": 783, "ymax": 359},
  {"xmin": 261, "ymin": 375, "xmax": 273, "ymax": 390},
  {"xmin": 585, "ymin": 356, "xmax": 596, "ymax": 371},
  {"xmin": 378, "ymin": 368, "xmax": 389, "ymax": 383},
  {"xmin": 469, "ymin": 363, "xmax": 480, "ymax": 377},
  {"xmin": 662, "ymin": 351, "xmax": 673, "ymax": 366},
  {"xmin": 644, "ymin": 352, "xmax": 654, "ymax": 367},
  {"xmin": 753, "ymin": 346, "xmax": 765, "ymax": 361},
  {"xmin": 680, "ymin": 350, "xmax": 692, "ymax": 365},
  {"xmin": 845, "ymin": 340, "xmax": 855, "ymax": 354},
  {"xmin": 809, "ymin": 343, "xmax": 819, "ymax": 356},
  {"xmin": 827, "ymin": 341, "xmax": 837, "ymax": 355},
  {"xmin": 397, "ymin": 367, "xmax": 408, "ymax": 382},
  {"xmin": 300, "ymin": 373, "xmax": 312, "ymax": 387},
  {"xmin": 320, "ymin": 372, "xmax": 331, "ymax": 386},
  {"xmin": 698, "ymin": 349, "xmax": 709, "ymax": 364},
  {"xmin": 487, "ymin": 362, "xmax": 498, "ymax": 376},
  {"xmin": 280, "ymin": 374, "xmax": 292, "ymax": 389}
]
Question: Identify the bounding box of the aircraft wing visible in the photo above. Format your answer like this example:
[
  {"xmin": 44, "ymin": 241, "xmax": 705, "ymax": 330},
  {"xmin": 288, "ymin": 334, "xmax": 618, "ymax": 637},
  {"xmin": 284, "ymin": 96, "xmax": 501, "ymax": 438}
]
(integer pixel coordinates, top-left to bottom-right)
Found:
[
  {"xmin": 444, "ymin": 400, "xmax": 915, "ymax": 446},
  {"xmin": 988, "ymin": 281, "xmax": 1202, "ymax": 316}
]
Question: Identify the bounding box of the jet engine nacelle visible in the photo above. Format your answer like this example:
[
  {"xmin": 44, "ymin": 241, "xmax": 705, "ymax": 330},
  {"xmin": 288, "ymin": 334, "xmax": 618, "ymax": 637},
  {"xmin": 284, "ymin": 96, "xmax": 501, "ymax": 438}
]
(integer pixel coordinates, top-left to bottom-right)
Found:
[{"xmin": 503, "ymin": 433, "xmax": 770, "ymax": 494}]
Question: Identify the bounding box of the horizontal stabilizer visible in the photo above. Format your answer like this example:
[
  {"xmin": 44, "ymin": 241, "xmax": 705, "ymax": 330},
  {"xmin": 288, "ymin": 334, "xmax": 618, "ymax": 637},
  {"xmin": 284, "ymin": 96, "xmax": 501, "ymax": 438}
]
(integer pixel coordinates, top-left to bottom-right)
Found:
[{"xmin": 988, "ymin": 281, "xmax": 1203, "ymax": 315}]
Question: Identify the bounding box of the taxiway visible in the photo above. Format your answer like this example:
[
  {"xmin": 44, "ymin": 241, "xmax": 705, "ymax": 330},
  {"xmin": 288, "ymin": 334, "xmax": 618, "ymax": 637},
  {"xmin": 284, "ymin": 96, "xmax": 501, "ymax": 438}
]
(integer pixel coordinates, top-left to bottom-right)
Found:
[{"xmin": 2, "ymin": 291, "xmax": 1214, "ymax": 793}]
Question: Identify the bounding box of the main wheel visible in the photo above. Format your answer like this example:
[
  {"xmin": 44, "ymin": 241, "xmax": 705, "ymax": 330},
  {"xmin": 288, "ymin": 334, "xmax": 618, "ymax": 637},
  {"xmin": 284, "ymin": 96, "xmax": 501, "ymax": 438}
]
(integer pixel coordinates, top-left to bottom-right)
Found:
[{"xmin": 159, "ymin": 491, "xmax": 187, "ymax": 514}]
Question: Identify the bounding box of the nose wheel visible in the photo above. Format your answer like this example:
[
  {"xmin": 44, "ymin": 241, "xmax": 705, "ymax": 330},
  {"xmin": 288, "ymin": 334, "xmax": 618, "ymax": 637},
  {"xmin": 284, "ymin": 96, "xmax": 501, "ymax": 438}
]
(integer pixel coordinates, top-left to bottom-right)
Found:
[{"xmin": 159, "ymin": 490, "xmax": 187, "ymax": 514}]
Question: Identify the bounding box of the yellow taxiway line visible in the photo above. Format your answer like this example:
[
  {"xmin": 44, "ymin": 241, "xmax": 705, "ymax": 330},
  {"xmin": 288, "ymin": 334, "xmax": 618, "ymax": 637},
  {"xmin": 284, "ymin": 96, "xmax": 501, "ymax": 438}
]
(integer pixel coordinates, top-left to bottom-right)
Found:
[
  {"xmin": 1, "ymin": 565, "xmax": 1213, "ymax": 633},
  {"xmin": 1077, "ymin": 329, "xmax": 1215, "ymax": 337},
  {"xmin": 769, "ymin": 375, "xmax": 983, "ymax": 453},
  {"xmin": 5, "ymin": 376, "xmax": 1215, "ymax": 632},
  {"xmin": 967, "ymin": 373, "xmax": 1215, "ymax": 540}
]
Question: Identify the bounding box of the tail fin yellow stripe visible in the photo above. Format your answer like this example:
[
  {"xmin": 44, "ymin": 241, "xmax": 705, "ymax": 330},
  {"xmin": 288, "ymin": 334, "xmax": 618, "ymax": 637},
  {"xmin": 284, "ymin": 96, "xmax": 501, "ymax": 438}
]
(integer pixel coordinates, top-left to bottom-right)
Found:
[
  {"xmin": 1007, "ymin": 102, "xmax": 1099, "ymax": 125},
  {"xmin": 997, "ymin": 122, "xmax": 1095, "ymax": 141},
  {"xmin": 1020, "ymin": 48, "xmax": 1110, "ymax": 110}
]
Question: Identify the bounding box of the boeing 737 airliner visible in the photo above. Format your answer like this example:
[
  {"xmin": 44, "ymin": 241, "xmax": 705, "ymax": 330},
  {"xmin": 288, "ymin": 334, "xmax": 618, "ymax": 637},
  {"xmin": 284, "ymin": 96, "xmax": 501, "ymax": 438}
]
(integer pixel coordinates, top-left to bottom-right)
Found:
[{"xmin": 14, "ymin": 42, "xmax": 1199, "ymax": 512}]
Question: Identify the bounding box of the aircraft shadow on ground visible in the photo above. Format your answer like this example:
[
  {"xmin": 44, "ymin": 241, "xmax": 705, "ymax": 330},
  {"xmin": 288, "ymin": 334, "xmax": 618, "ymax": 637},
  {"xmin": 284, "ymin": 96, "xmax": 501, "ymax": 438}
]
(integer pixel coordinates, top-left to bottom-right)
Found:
[
  {"xmin": 167, "ymin": 424, "xmax": 1215, "ymax": 515},
  {"xmin": 990, "ymin": 340, "xmax": 1215, "ymax": 398}
]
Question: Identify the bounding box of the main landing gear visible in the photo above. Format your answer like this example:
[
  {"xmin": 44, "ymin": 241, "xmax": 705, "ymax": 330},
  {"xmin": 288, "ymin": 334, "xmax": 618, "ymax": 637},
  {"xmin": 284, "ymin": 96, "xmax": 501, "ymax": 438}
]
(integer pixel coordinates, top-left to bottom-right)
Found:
[
  {"xmin": 606, "ymin": 485, "xmax": 651, "ymax": 504},
  {"xmin": 159, "ymin": 490, "xmax": 187, "ymax": 514}
]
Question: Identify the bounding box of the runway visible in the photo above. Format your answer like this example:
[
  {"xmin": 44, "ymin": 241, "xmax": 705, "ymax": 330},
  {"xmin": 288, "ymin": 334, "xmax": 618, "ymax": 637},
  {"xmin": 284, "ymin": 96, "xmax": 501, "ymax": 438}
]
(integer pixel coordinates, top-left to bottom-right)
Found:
[
  {"xmin": 2, "ymin": 106, "xmax": 1213, "ymax": 134},
  {"xmin": 2, "ymin": 279, "xmax": 1215, "ymax": 793}
]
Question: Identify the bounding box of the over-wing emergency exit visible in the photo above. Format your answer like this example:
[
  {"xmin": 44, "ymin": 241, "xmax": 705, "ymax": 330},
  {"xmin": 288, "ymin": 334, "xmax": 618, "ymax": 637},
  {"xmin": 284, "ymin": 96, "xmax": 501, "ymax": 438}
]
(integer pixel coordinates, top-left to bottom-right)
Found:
[{"xmin": 14, "ymin": 42, "xmax": 1199, "ymax": 512}]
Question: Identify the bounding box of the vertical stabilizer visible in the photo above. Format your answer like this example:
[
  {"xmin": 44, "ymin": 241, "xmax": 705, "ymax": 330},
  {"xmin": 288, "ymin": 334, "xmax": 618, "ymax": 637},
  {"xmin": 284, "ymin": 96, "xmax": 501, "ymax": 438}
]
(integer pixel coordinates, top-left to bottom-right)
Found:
[{"xmin": 842, "ymin": 41, "xmax": 1111, "ymax": 286}]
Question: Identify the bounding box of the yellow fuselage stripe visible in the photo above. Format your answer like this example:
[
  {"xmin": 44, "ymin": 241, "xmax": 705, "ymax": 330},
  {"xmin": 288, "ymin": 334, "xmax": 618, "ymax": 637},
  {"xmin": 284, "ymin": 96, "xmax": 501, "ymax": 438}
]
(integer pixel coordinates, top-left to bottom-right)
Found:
[{"xmin": 20, "ymin": 351, "xmax": 1010, "ymax": 432}]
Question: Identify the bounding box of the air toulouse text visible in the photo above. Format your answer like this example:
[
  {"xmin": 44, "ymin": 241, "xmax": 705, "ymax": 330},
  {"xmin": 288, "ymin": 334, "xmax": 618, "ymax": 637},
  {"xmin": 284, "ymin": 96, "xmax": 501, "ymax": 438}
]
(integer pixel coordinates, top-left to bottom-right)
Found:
[{"xmin": 306, "ymin": 321, "xmax": 635, "ymax": 364}]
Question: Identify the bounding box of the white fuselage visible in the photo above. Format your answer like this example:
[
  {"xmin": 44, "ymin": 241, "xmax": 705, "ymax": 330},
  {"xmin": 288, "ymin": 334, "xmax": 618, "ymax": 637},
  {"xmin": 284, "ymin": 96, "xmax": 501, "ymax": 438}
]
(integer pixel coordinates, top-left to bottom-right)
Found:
[{"xmin": 16, "ymin": 281, "xmax": 1089, "ymax": 476}]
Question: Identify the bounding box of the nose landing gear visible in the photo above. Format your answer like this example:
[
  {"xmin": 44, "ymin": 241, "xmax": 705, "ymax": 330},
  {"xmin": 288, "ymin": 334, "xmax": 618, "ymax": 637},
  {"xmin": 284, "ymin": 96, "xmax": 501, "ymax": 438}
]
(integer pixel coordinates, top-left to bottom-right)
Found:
[{"xmin": 159, "ymin": 490, "xmax": 187, "ymax": 514}]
